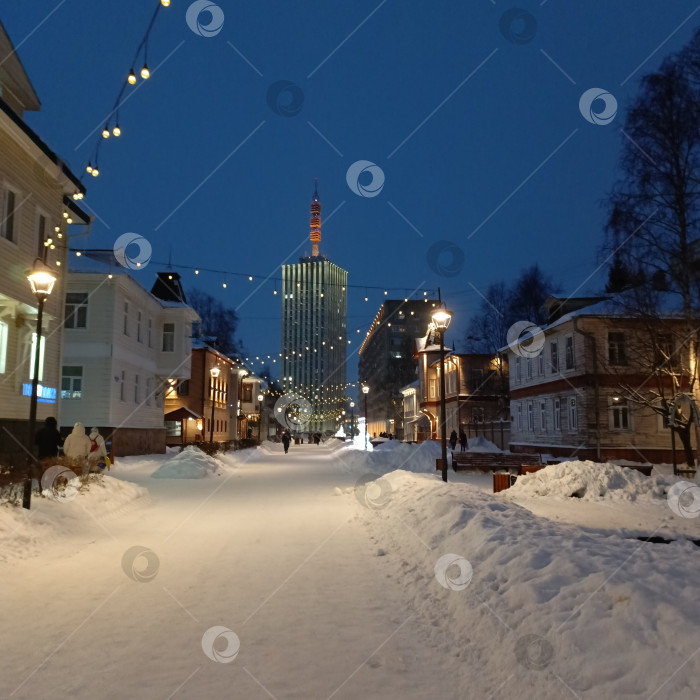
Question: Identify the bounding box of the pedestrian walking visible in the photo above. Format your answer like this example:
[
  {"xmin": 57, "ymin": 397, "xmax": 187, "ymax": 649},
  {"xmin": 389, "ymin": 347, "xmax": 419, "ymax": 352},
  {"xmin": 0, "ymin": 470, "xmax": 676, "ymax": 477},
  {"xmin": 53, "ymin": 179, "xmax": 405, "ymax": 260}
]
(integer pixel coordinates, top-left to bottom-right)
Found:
[
  {"xmin": 282, "ymin": 431, "xmax": 291, "ymax": 454},
  {"xmin": 449, "ymin": 430, "xmax": 458, "ymax": 451},
  {"xmin": 459, "ymin": 429, "xmax": 467, "ymax": 452}
]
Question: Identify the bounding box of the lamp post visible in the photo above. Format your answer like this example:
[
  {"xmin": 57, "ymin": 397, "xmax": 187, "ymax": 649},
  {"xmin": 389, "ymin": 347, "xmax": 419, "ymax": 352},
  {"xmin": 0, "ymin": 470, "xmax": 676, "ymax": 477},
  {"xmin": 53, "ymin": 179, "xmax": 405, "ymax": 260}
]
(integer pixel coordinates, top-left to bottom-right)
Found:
[
  {"xmin": 349, "ymin": 401, "xmax": 355, "ymax": 439},
  {"xmin": 362, "ymin": 384, "xmax": 370, "ymax": 449},
  {"xmin": 25, "ymin": 259, "xmax": 57, "ymax": 509},
  {"xmin": 209, "ymin": 366, "xmax": 220, "ymax": 444},
  {"xmin": 257, "ymin": 392, "xmax": 264, "ymax": 441},
  {"xmin": 432, "ymin": 307, "xmax": 453, "ymax": 483}
]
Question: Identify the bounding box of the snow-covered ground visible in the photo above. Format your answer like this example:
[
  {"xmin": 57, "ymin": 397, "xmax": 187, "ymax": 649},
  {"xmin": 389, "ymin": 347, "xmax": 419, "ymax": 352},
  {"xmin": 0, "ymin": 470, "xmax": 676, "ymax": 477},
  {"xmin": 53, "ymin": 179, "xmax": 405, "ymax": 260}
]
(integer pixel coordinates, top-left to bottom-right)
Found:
[{"xmin": 1, "ymin": 441, "xmax": 699, "ymax": 699}]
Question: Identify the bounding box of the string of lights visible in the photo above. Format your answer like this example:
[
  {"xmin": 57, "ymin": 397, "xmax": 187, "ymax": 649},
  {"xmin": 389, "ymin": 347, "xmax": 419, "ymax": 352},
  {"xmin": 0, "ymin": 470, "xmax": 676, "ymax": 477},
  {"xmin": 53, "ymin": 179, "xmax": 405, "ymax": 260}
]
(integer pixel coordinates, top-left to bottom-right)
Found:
[{"xmin": 77, "ymin": 1, "xmax": 171, "ymax": 187}]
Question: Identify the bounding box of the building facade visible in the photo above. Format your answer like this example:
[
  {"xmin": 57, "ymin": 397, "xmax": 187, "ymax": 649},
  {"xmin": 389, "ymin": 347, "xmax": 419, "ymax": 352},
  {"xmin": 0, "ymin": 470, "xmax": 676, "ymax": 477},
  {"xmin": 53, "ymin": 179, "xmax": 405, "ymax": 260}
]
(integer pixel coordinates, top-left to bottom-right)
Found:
[
  {"xmin": 358, "ymin": 298, "xmax": 440, "ymax": 438},
  {"xmin": 281, "ymin": 184, "xmax": 347, "ymax": 434},
  {"xmin": 60, "ymin": 266, "xmax": 199, "ymax": 455},
  {"xmin": 0, "ymin": 20, "xmax": 89, "ymax": 467},
  {"xmin": 507, "ymin": 296, "xmax": 689, "ymax": 462}
]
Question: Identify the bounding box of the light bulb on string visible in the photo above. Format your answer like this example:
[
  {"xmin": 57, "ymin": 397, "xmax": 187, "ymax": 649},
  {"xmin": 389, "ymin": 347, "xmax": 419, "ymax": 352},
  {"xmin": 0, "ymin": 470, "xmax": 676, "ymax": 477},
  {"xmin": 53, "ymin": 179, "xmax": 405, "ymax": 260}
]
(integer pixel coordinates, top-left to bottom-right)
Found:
[
  {"xmin": 113, "ymin": 125, "xmax": 121, "ymax": 137},
  {"xmin": 128, "ymin": 69, "xmax": 137, "ymax": 85},
  {"xmin": 102, "ymin": 126, "xmax": 110, "ymax": 139},
  {"xmin": 91, "ymin": 167, "xmax": 99, "ymax": 177},
  {"xmin": 161, "ymin": 0, "xmax": 170, "ymax": 5},
  {"xmin": 86, "ymin": 163, "xmax": 93, "ymax": 174},
  {"xmin": 141, "ymin": 65, "xmax": 150, "ymax": 80}
]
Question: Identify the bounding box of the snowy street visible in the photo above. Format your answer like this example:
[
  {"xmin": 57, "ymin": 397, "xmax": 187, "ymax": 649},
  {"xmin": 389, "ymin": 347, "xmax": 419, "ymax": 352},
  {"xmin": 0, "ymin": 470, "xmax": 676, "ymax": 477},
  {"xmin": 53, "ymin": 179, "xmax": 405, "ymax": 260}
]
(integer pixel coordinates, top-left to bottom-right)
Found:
[{"xmin": 1, "ymin": 441, "xmax": 699, "ymax": 699}]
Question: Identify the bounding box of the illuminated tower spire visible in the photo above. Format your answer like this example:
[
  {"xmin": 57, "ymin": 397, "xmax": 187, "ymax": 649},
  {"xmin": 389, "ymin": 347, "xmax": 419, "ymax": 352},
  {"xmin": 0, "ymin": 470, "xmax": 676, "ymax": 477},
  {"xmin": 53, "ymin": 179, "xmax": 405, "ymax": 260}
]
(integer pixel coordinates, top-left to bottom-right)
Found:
[{"xmin": 310, "ymin": 178, "xmax": 321, "ymax": 258}]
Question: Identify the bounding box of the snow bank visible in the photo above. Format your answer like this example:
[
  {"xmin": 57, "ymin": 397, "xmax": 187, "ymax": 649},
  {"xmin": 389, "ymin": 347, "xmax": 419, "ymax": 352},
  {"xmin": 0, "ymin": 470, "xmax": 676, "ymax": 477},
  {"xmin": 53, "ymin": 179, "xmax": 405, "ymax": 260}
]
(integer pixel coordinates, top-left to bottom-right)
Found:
[
  {"xmin": 337, "ymin": 440, "xmax": 441, "ymax": 476},
  {"xmin": 506, "ymin": 460, "xmax": 677, "ymax": 503},
  {"xmin": 150, "ymin": 446, "xmax": 222, "ymax": 479},
  {"xmin": 467, "ymin": 436, "xmax": 501, "ymax": 452},
  {"xmin": 351, "ymin": 469, "xmax": 700, "ymax": 699},
  {"xmin": 0, "ymin": 475, "xmax": 148, "ymax": 563}
]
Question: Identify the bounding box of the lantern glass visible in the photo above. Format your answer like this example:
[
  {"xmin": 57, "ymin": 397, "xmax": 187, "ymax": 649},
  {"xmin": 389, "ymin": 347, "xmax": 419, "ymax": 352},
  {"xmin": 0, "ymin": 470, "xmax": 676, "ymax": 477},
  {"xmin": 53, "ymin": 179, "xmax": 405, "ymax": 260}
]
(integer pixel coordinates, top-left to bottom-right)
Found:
[
  {"xmin": 27, "ymin": 262, "xmax": 57, "ymax": 298},
  {"xmin": 362, "ymin": 385, "xmax": 370, "ymax": 395},
  {"xmin": 210, "ymin": 367, "xmax": 221, "ymax": 379},
  {"xmin": 431, "ymin": 309, "xmax": 452, "ymax": 331}
]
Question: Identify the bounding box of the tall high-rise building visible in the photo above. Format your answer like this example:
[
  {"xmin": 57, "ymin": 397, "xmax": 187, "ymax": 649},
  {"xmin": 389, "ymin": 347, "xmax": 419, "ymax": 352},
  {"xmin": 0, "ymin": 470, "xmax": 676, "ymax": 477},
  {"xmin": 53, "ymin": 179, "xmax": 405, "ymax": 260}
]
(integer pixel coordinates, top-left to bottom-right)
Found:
[{"xmin": 281, "ymin": 183, "xmax": 348, "ymax": 434}]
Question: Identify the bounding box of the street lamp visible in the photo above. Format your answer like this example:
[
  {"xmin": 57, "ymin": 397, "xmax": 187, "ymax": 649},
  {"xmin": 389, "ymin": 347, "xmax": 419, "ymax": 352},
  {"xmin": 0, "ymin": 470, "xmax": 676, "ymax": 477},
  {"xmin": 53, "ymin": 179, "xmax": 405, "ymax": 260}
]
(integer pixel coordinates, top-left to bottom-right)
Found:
[
  {"xmin": 362, "ymin": 384, "xmax": 370, "ymax": 450},
  {"xmin": 24, "ymin": 260, "xmax": 57, "ymax": 508},
  {"xmin": 257, "ymin": 392, "xmax": 264, "ymax": 441},
  {"xmin": 209, "ymin": 366, "xmax": 220, "ymax": 443},
  {"xmin": 349, "ymin": 401, "xmax": 355, "ymax": 439},
  {"xmin": 432, "ymin": 307, "xmax": 453, "ymax": 482}
]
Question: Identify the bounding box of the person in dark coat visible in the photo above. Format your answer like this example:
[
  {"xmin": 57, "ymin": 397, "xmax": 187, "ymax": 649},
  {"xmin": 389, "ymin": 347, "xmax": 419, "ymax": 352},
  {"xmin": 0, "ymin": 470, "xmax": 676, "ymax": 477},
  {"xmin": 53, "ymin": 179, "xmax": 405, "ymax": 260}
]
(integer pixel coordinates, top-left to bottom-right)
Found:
[
  {"xmin": 282, "ymin": 431, "xmax": 291, "ymax": 454},
  {"xmin": 459, "ymin": 429, "xmax": 467, "ymax": 452},
  {"xmin": 449, "ymin": 430, "xmax": 458, "ymax": 451},
  {"xmin": 34, "ymin": 416, "xmax": 63, "ymax": 460}
]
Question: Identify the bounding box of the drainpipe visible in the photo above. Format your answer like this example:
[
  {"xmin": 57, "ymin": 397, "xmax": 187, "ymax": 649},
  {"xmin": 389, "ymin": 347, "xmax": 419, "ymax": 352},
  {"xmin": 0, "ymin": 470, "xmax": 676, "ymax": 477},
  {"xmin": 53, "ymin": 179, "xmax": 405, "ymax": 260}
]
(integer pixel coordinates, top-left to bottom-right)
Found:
[{"xmin": 573, "ymin": 317, "xmax": 600, "ymax": 461}]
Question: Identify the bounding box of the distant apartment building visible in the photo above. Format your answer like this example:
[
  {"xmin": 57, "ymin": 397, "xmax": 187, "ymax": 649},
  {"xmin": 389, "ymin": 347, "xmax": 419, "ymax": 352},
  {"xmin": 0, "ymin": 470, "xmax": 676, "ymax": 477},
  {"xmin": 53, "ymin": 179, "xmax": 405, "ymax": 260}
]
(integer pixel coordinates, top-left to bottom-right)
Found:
[{"xmin": 358, "ymin": 298, "xmax": 440, "ymax": 438}]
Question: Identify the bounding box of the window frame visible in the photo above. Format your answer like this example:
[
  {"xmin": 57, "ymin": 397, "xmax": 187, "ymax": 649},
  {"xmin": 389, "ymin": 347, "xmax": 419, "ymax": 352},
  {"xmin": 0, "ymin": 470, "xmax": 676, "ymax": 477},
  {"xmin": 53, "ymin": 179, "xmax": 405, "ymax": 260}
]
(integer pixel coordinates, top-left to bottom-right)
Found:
[
  {"xmin": 1, "ymin": 185, "xmax": 20, "ymax": 243},
  {"xmin": 162, "ymin": 322, "xmax": 175, "ymax": 352},
  {"xmin": 61, "ymin": 365, "xmax": 83, "ymax": 399},
  {"xmin": 65, "ymin": 292, "xmax": 89, "ymax": 330}
]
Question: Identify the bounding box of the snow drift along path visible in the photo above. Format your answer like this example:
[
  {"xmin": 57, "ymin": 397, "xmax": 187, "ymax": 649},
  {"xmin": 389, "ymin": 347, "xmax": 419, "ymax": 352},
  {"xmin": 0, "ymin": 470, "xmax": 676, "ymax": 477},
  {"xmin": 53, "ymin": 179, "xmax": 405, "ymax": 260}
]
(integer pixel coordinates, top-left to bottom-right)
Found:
[{"xmin": 0, "ymin": 443, "xmax": 456, "ymax": 700}]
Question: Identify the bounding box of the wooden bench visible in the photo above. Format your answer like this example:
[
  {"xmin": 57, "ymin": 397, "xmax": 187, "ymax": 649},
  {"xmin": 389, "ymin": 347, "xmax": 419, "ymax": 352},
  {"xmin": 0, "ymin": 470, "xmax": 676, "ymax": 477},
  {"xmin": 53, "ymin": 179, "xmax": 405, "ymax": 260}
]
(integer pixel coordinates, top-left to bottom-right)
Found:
[{"xmin": 448, "ymin": 452, "xmax": 542, "ymax": 473}]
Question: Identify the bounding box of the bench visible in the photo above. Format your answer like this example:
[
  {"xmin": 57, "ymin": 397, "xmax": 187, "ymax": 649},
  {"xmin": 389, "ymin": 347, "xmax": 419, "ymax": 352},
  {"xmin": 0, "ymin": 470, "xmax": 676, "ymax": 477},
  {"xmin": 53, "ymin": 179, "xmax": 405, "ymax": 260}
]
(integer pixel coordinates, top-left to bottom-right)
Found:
[{"xmin": 448, "ymin": 452, "xmax": 543, "ymax": 473}]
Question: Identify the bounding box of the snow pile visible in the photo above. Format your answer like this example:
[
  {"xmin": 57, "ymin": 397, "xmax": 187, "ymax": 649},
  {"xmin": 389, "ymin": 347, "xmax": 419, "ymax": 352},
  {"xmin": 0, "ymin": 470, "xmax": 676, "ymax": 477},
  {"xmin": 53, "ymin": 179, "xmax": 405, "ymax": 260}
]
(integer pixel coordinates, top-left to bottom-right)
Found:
[
  {"xmin": 506, "ymin": 460, "xmax": 678, "ymax": 502},
  {"xmin": 0, "ymin": 475, "xmax": 148, "ymax": 563},
  {"xmin": 150, "ymin": 446, "xmax": 222, "ymax": 479},
  {"xmin": 337, "ymin": 440, "xmax": 441, "ymax": 475},
  {"xmin": 352, "ymin": 469, "xmax": 700, "ymax": 699},
  {"xmin": 467, "ymin": 436, "xmax": 501, "ymax": 452}
]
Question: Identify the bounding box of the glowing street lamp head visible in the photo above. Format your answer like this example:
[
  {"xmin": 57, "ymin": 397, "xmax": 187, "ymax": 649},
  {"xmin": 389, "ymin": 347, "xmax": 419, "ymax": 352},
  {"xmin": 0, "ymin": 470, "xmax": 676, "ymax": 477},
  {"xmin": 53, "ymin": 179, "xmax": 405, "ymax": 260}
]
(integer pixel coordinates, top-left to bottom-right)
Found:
[
  {"xmin": 431, "ymin": 309, "xmax": 453, "ymax": 331},
  {"xmin": 210, "ymin": 366, "xmax": 221, "ymax": 379},
  {"xmin": 27, "ymin": 260, "xmax": 57, "ymax": 298},
  {"xmin": 362, "ymin": 385, "xmax": 370, "ymax": 395}
]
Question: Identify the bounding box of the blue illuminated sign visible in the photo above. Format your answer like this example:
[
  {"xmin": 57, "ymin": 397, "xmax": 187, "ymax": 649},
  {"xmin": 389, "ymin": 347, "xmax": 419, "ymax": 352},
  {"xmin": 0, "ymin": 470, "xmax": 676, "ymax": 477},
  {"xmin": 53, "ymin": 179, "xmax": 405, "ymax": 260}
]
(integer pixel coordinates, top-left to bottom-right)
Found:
[{"xmin": 22, "ymin": 383, "xmax": 57, "ymax": 404}]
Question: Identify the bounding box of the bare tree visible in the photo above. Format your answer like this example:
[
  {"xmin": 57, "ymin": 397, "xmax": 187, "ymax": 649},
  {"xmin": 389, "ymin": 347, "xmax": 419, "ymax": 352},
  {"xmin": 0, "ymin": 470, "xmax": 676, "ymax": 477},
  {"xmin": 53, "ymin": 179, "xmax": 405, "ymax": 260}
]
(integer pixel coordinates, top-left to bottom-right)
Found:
[{"xmin": 189, "ymin": 289, "xmax": 240, "ymax": 358}]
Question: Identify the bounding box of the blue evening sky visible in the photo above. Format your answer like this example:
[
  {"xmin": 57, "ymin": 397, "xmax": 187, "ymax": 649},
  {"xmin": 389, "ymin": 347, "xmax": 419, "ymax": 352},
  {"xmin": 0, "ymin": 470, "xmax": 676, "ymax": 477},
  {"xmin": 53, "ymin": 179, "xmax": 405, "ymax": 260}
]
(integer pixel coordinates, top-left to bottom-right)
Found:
[{"xmin": 3, "ymin": 1, "xmax": 699, "ymax": 389}]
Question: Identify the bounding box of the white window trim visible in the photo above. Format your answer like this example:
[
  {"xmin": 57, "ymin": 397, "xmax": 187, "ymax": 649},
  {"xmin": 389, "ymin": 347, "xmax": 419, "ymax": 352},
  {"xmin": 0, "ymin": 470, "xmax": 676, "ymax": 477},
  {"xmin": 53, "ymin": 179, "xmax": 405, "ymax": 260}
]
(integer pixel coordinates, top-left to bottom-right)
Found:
[
  {"xmin": 1, "ymin": 184, "xmax": 21, "ymax": 244},
  {"xmin": 0, "ymin": 320, "xmax": 7, "ymax": 373}
]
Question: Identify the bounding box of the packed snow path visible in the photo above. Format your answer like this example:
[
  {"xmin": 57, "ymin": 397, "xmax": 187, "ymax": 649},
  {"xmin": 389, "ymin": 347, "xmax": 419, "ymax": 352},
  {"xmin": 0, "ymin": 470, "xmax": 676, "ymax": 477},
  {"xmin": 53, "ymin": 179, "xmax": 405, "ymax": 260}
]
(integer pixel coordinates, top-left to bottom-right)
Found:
[
  {"xmin": 1, "ymin": 444, "xmax": 457, "ymax": 700},
  {"xmin": 1, "ymin": 442, "xmax": 699, "ymax": 699}
]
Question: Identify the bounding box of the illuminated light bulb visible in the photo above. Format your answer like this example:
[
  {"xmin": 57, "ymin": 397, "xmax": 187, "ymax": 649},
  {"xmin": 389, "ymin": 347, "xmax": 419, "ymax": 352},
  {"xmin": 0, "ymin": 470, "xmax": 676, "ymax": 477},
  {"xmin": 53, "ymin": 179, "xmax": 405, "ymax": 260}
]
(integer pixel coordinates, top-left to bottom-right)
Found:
[
  {"xmin": 223, "ymin": 283, "xmax": 227, "ymax": 288},
  {"xmin": 128, "ymin": 70, "xmax": 137, "ymax": 85},
  {"xmin": 86, "ymin": 163, "xmax": 93, "ymax": 174},
  {"xmin": 56, "ymin": 260, "xmax": 61, "ymax": 266},
  {"xmin": 141, "ymin": 65, "xmax": 150, "ymax": 79},
  {"xmin": 50, "ymin": 244, "xmax": 56, "ymax": 250},
  {"xmin": 92, "ymin": 167, "xmax": 99, "ymax": 177},
  {"xmin": 108, "ymin": 274, "xmax": 113, "ymax": 279},
  {"xmin": 248, "ymin": 275, "xmax": 253, "ymax": 281},
  {"xmin": 76, "ymin": 251, "xmax": 82, "ymax": 257},
  {"xmin": 168, "ymin": 275, "xmax": 173, "ymax": 280},
  {"xmin": 194, "ymin": 269, "xmax": 199, "ymax": 274},
  {"xmin": 113, "ymin": 125, "xmax": 121, "ymax": 137},
  {"xmin": 102, "ymin": 126, "xmax": 110, "ymax": 139},
  {"xmin": 54, "ymin": 226, "xmax": 60, "ymax": 232},
  {"xmin": 364, "ymin": 296, "xmax": 368, "ymax": 302},
  {"xmin": 161, "ymin": 0, "xmax": 170, "ymax": 6},
  {"xmin": 57, "ymin": 233, "xmax": 63, "ymax": 238},
  {"xmin": 66, "ymin": 218, "xmax": 72, "ymax": 224},
  {"xmin": 273, "ymin": 290, "xmax": 277, "ymax": 295},
  {"xmin": 63, "ymin": 211, "xmax": 68, "ymax": 218}
]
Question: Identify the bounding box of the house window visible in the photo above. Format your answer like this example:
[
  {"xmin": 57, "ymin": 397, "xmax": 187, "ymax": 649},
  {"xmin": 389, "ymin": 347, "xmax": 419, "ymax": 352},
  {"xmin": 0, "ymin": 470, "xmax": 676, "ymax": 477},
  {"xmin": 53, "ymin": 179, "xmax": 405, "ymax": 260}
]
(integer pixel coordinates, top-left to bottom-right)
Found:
[
  {"xmin": 120, "ymin": 370, "xmax": 126, "ymax": 401},
  {"xmin": 516, "ymin": 403, "xmax": 523, "ymax": 431},
  {"xmin": 472, "ymin": 407, "xmax": 484, "ymax": 423},
  {"xmin": 609, "ymin": 397, "xmax": 630, "ymax": 430},
  {"xmin": 123, "ymin": 301, "xmax": 129, "ymax": 335},
  {"xmin": 61, "ymin": 366, "xmax": 83, "ymax": 399},
  {"xmin": 0, "ymin": 320, "xmax": 7, "ymax": 373},
  {"xmin": 243, "ymin": 384, "xmax": 252, "ymax": 402},
  {"xmin": 148, "ymin": 319, "xmax": 153, "ymax": 347},
  {"xmin": 65, "ymin": 293, "xmax": 88, "ymax": 329},
  {"xmin": 540, "ymin": 400, "xmax": 546, "ymax": 431},
  {"xmin": 165, "ymin": 420, "xmax": 182, "ymax": 437},
  {"xmin": 162, "ymin": 323, "xmax": 175, "ymax": 352},
  {"xmin": 538, "ymin": 352, "xmax": 544, "ymax": 376},
  {"xmin": 608, "ymin": 332, "xmax": 627, "ymax": 366},
  {"xmin": 554, "ymin": 398, "xmax": 561, "ymax": 431},
  {"xmin": 515, "ymin": 356, "xmax": 521, "ymax": 382},
  {"xmin": 429, "ymin": 378, "xmax": 437, "ymax": 399},
  {"xmin": 565, "ymin": 336, "xmax": 574, "ymax": 370},
  {"xmin": 1, "ymin": 188, "xmax": 18, "ymax": 242},
  {"xmin": 137, "ymin": 311, "xmax": 143, "ymax": 343},
  {"xmin": 470, "ymin": 369, "xmax": 483, "ymax": 392},
  {"xmin": 134, "ymin": 374, "xmax": 140, "ymax": 403},
  {"xmin": 146, "ymin": 377, "xmax": 152, "ymax": 406},
  {"xmin": 526, "ymin": 357, "xmax": 532, "ymax": 379},
  {"xmin": 176, "ymin": 379, "xmax": 190, "ymax": 396},
  {"xmin": 527, "ymin": 402, "xmax": 534, "ymax": 431},
  {"xmin": 29, "ymin": 333, "xmax": 45, "ymax": 381},
  {"xmin": 656, "ymin": 334, "xmax": 678, "ymax": 371},
  {"xmin": 550, "ymin": 341, "xmax": 558, "ymax": 373},
  {"xmin": 568, "ymin": 397, "xmax": 577, "ymax": 431},
  {"xmin": 36, "ymin": 212, "xmax": 47, "ymax": 257}
]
